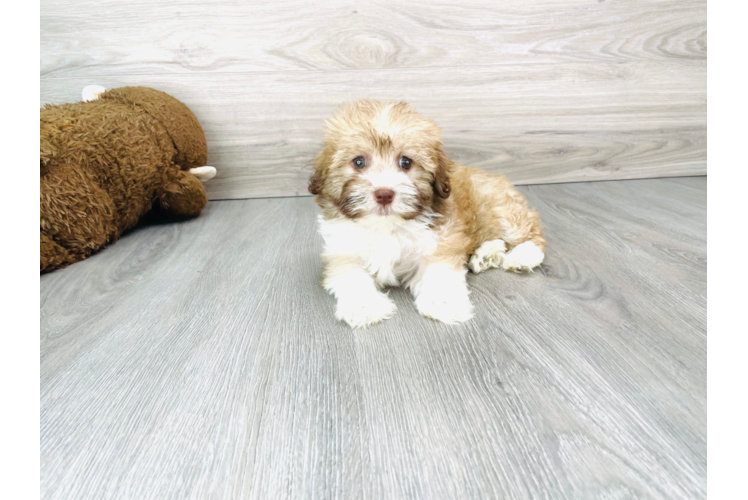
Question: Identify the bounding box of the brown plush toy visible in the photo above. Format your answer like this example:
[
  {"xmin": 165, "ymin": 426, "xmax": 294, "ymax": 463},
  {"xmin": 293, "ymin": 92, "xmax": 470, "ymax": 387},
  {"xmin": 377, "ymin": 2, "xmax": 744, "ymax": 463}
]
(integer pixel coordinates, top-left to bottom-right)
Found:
[{"xmin": 40, "ymin": 86, "xmax": 216, "ymax": 273}]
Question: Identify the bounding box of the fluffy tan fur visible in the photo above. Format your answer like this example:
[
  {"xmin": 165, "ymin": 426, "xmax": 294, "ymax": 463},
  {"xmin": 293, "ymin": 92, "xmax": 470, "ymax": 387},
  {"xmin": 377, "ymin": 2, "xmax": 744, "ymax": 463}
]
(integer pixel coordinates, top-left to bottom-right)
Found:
[
  {"xmin": 309, "ymin": 99, "xmax": 546, "ymax": 326},
  {"xmin": 311, "ymin": 100, "xmax": 544, "ymax": 266}
]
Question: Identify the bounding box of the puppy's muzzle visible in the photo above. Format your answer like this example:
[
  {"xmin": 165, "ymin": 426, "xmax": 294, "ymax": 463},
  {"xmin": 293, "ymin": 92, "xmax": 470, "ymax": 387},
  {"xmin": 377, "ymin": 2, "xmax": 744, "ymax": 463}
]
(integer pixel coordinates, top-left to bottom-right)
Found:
[{"xmin": 374, "ymin": 188, "xmax": 395, "ymax": 206}]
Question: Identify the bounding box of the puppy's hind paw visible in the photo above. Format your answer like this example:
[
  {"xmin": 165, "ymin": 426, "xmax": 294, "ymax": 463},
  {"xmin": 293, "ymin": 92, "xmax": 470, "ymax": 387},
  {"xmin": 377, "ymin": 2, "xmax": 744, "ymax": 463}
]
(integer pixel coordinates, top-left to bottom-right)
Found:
[
  {"xmin": 469, "ymin": 239, "xmax": 507, "ymax": 273},
  {"xmin": 502, "ymin": 241, "xmax": 544, "ymax": 273}
]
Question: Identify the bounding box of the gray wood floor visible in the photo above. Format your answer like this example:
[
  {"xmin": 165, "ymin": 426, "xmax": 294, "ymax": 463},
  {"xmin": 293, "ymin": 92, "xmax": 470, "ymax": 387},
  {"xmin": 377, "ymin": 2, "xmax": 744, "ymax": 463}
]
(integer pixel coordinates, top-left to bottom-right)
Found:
[{"xmin": 40, "ymin": 177, "xmax": 706, "ymax": 500}]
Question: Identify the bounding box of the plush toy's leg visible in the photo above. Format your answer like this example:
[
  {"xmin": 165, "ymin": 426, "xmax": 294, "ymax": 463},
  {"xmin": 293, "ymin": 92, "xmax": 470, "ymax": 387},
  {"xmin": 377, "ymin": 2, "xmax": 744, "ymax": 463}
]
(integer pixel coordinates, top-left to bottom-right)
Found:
[
  {"xmin": 158, "ymin": 169, "xmax": 208, "ymax": 217},
  {"xmin": 40, "ymin": 167, "xmax": 119, "ymax": 272},
  {"xmin": 40, "ymin": 232, "xmax": 74, "ymax": 273}
]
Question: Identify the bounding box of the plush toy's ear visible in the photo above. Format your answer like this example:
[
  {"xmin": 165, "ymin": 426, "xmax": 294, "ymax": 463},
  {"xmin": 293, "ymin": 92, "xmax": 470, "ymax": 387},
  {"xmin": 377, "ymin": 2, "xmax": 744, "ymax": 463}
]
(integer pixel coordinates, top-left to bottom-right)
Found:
[{"xmin": 433, "ymin": 148, "xmax": 452, "ymax": 199}]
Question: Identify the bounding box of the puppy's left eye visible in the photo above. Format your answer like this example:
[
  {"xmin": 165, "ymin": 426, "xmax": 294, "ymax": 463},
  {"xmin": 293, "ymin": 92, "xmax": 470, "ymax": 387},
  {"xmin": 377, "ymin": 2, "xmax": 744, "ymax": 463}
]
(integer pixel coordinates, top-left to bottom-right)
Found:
[
  {"xmin": 399, "ymin": 156, "xmax": 412, "ymax": 170},
  {"xmin": 353, "ymin": 156, "xmax": 366, "ymax": 169}
]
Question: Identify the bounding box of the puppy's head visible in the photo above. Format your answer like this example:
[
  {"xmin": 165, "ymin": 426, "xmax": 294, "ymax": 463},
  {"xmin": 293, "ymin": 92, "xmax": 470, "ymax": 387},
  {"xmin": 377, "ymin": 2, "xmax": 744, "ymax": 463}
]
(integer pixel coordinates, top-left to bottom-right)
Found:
[{"xmin": 309, "ymin": 99, "xmax": 452, "ymax": 219}]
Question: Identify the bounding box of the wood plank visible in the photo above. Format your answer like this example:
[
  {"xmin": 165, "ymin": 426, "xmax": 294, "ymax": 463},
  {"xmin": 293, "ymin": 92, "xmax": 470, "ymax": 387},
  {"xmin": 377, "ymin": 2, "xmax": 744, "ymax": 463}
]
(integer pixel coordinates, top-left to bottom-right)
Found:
[
  {"xmin": 40, "ymin": 61, "xmax": 706, "ymax": 200},
  {"xmin": 41, "ymin": 0, "xmax": 706, "ymax": 78},
  {"xmin": 41, "ymin": 178, "xmax": 707, "ymax": 499}
]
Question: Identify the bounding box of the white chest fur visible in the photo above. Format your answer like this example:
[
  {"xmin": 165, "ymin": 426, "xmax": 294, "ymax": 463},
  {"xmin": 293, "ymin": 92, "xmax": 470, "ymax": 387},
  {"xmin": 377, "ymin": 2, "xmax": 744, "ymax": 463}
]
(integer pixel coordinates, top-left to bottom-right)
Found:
[{"xmin": 317, "ymin": 214, "xmax": 438, "ymax": 287}]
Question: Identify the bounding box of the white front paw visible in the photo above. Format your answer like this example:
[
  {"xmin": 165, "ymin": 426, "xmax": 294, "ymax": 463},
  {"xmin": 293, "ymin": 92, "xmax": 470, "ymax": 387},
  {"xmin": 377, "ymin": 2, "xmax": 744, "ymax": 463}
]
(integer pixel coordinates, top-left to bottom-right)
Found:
[
  {"xmin": 335, "ymin": 292, "xmax": 397, "ymax": 328},
  {"xmin": 415, "ymin": 286, "xmax": 474, "ymax": 324}
]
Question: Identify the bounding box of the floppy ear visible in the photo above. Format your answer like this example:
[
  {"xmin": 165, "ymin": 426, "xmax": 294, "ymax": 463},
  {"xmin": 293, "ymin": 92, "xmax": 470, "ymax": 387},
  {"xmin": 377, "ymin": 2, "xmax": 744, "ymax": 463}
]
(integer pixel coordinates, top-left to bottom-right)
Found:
[
  {"xmin": 308, "ymin": 170, "xmax": 324, "ymax": 195},
  {"xmin": 433, "ymin": 148, "xmax": 452, "ymax": 199},
  {"xmin": 308, "ymin": 147, "xmax": 332, "ymax": 195}
]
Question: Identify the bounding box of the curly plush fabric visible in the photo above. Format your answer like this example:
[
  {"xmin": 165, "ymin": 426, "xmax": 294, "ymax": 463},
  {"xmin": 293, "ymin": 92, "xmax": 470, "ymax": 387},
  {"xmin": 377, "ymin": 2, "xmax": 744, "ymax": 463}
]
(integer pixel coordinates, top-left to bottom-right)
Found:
[{"xmin": 40, "ymin": 86, "xmax": 209, "ymax": 273}]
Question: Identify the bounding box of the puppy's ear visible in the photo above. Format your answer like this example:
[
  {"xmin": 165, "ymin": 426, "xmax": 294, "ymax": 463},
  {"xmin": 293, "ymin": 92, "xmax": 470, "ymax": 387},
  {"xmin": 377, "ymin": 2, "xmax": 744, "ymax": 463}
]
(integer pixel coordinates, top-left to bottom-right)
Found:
[
  {"xmin": 433, "ymin": 148, "xmax": 453, "ymax": 199},
  {"xmin": 309, "ymin": 147, "xmax": 331, "ymax": 195},
  {"xmin": 308, "ymin": 169, "xmax": 324, "ymax": 195}
]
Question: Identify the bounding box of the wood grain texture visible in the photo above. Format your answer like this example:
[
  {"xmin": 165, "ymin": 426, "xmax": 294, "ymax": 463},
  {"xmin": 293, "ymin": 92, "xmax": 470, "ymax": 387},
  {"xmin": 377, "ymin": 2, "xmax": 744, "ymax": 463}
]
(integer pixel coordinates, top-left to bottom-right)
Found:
[
  {"xmin": 40, "ymin": 0, "xmax": 706, "ymax": 77},
  {"xmin": 40, "ymin": 0, "xmax": 707, "ymax": 198},
  {"xmin": 40, "ymin": 61, "xmax": 706, "ymax": 200},
  {"xmin": 41, "ymin": 177, "xmax": 707, "ymax": 500}
]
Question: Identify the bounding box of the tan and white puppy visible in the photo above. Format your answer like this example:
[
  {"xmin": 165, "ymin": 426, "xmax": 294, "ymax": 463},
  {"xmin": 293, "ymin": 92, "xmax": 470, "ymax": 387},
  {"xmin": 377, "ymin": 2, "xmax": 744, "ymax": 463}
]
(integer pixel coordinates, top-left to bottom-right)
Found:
[{"xmin": 309, "ymin": 99, "xmax": 545, "ymax": 328}]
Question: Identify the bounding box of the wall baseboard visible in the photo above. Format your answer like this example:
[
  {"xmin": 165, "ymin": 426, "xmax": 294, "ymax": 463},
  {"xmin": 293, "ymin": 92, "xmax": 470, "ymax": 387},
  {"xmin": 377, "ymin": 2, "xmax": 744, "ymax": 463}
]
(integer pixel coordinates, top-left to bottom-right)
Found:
[{"xmin": 706, "ymin": 33, "xmax": 748, "ymax": 61}]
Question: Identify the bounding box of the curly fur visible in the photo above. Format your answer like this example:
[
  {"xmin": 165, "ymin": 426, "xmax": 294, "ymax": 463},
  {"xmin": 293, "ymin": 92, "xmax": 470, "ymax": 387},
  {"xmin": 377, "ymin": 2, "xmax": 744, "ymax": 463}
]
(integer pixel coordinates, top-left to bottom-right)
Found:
[{"xmin": 309, "ymin": 99, "xmax": 546, "ymax": 327}]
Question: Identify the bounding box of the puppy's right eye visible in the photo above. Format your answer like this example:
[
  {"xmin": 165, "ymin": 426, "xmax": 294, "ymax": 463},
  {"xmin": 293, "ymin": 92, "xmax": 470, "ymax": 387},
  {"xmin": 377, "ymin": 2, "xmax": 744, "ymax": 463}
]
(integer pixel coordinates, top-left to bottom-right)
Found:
[{"xmin": 352, "ymin": 156, "xmax": 366, "ymax": 169}]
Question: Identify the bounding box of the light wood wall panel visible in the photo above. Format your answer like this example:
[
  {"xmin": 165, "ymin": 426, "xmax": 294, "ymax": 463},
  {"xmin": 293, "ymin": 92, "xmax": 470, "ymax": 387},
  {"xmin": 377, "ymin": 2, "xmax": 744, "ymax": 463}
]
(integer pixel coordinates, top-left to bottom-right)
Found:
[
  {"xmin": 41, "ymin": 0, "xmax": 706, "ymax": 77},
  {"xmin": 40, "ymin": 1, "xmax": 707, "ymax": 200}
]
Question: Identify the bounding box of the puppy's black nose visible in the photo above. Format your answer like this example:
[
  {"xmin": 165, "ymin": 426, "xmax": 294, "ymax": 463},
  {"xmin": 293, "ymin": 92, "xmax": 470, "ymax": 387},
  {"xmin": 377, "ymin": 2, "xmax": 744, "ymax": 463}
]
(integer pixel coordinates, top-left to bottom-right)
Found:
[{"xmin": 374, "ymin": 188, "xmax": 395, "ymax": 206}]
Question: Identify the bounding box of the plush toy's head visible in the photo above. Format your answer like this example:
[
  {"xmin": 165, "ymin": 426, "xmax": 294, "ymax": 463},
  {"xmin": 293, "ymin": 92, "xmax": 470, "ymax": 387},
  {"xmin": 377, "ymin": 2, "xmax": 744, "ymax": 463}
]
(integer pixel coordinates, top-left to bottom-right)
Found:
[
  {"xmin": 40, "ymin": 86, "xmax": 215, "ymax": 273},
  {"xmin": 99, "ymin": 87, "xmax": 208, "ymax": 171}
]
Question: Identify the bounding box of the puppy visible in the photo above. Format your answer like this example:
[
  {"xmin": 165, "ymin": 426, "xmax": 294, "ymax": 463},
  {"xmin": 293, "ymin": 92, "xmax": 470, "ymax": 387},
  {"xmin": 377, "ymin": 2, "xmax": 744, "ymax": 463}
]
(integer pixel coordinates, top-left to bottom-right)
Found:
[{"xmin": 309, "ymin": 99, "xmax": 545, "ymax": 327}]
